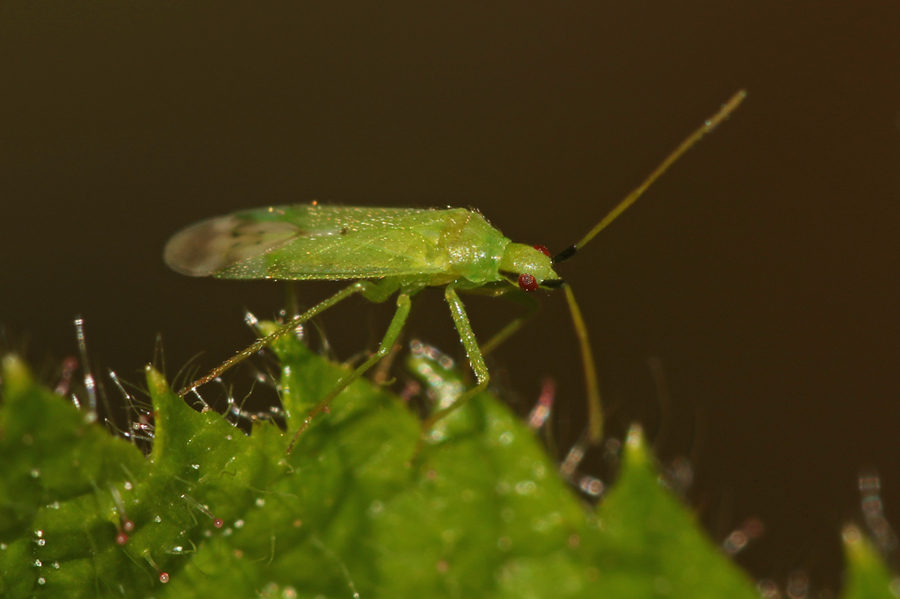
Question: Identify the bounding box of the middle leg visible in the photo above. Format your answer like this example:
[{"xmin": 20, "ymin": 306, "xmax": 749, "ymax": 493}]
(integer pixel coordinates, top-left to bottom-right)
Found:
[{"xmin": 287, "ymin": 292, "xmax": 412, "ymax": 453}]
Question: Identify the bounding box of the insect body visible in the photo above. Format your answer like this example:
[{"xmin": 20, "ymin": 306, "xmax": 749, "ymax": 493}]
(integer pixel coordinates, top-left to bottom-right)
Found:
[
  {"xmin": 165, "ymin": 91, "xmax": 745, "ymax": 455},
  {"xmin": 165, "ymin": 206, "xmax": 561, "ymax": 292}
]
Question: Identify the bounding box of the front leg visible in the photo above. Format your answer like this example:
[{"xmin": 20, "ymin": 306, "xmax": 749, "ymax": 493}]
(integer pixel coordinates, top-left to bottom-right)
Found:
[{"xmin": 417, "ymin": 285, "xmax": 491, "ymax": 450}]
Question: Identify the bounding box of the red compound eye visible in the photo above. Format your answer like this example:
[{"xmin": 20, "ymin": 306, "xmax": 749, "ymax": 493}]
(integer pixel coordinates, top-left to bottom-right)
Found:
[
  {"xmin": 518, "ymin": 273, "xmax": 539, "ymax": 292},
  {"xmin": 532, "ymin": 244, "xmax": 551, "ymax": 257}
]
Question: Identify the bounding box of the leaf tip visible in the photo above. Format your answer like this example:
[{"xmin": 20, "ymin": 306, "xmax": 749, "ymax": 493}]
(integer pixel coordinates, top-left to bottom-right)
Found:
[
  {"xmin": 144, "ymin": 364, "xmax": 170, "ymax": 396},
  {"xmin": 624, "ymin": 424, "xmax": 649, "ymax": 465},
  {"xmin": 842, "ymin": 524, "xmax": 863, "ymax": 548},
  {"xmin": 842, "ymin": 524, "xmax": 900, "ymax": 596},
  {"xmin": 842, "ymin": 524, "xmax": 882, "ymax": 566},
  {"xmin": 1, "ymin": 353, "xmax": 32, "ymax": 394}
]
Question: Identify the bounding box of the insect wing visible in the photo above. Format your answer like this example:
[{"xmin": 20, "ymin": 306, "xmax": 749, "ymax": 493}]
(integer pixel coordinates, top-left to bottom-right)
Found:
[
  {"xmin": 164, "ymin": 205, "xmax": 460, "ymax": 280},
  {"xmin": 164, "ymin": 211, "xmax": 299, "ymax": 277}
]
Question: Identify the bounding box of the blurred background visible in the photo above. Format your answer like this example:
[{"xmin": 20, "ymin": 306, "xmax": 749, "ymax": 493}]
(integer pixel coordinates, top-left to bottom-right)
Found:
[{"xmin": 2, "ymin": 2, "xmax": 899, "ymax": 593}]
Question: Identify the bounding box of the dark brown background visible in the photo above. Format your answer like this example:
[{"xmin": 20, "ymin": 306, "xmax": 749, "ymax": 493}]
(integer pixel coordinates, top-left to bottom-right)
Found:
[{"xmin": 2, "ymin": 2, "xmax": 899, "ymax": 593}]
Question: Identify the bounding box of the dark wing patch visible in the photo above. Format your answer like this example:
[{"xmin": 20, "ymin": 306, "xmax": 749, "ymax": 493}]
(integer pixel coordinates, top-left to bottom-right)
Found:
[{"xmin": 164, "ymin": 215, "xmax": 302, "ymax": 277}]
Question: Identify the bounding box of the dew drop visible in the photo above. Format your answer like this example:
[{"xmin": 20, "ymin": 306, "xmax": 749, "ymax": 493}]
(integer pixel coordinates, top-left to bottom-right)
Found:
[
  {"xmin": 234, "ymin": 519, "xmax": 244, "ymax": 528},
  {"xmin": 213, "ymin": 518, "xmax": 224, "ymax": 529},
  {"xmin": 626, "ymin": 425, "xmax": 643, "ymax": 448},
  {"xmin": 36, "ymin": 539, "xmax": 46, "ymax": 547},
  {"xmin": 722, "ymin": 529, "xmax": 748, "ymax": 556},
  {"xmin": 124, "ymin": 481, "xmax": 133, "ymax": 491},
  {"xmin": 578, "ymin": 476, "xmax": 605, "ymax": 497},
  {"xmin": 515, "ymin": 481, "xmax": 536, "ymax": 495},
  {"xmin": 255, "ymin": 498, "xmax": 266, "ymax": 507},
  {"xmin": 191, "ymin": 464, "xmax": 200, "ymax": 470},
  {"xmin": 52, "ymin": 561, "xmax": 60, "ymax": 569},
  {"xmin": 757, "ymin": 579, "xmax": 779, "ymax": 598},
  {"xmin": 30, "ymin": 469, "xmax": 40, "ymax": 478},
  {"xmin": 122, "ymin": 518, "xmax": 135, "ymax": 532},
  {"xmin": 842, "ymin": 525, "xmax": 862, "ymax": 544},
  {"xmin": 116, "ymin": 532, "xmax": 129, "ymax": 546},
  {"xmin": 34, "ymin": 559, "xmax": 42, "ymax": 567},
  {"xmin": 47, "ymin": 502, "xmax": 60, "ymax": 510},
  {"xmin": 154, "ymin": 515, "xmax": 162, "ymax": 523},
  {"xmin": 37, "ymin": 577, "xmax": 46, "ymax": 585},
  {"xmin": 159, "ymin": 572, "xmax": 169, "ymax": 583}
]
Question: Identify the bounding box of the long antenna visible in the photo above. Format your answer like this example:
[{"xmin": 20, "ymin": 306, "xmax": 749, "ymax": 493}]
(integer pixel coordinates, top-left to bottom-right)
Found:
[{"xmin": 553, "ymin": 90, "xmax": 747, "ymax": 264}]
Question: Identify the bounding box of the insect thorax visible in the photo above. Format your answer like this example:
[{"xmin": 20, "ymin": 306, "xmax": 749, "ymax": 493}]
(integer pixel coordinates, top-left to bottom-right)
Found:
[{"xmin": 437, "ymin": 210, "xmax": 511, "ymax": 287}]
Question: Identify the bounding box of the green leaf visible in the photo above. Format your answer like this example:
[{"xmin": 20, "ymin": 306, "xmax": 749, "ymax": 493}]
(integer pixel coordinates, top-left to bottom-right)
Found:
[
  {"xmin": 1, "ymin": 334, "xmax": 896, "ymax": 598},
  {"xmin": 841, "ymin": 525, "xmax": 898, "ymax": 599}
]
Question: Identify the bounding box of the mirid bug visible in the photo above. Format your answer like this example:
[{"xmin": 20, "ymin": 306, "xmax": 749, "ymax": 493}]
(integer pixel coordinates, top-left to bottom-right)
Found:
[{"xmin": 165, "ymin": 91, "xmax": 745, "ymax": 454}]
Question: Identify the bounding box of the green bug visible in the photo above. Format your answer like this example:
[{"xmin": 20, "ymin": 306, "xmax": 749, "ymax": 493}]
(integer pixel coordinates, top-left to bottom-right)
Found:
[{"xmin": 165, "ymin": 91, "xmax": 745, "ymax": 454}]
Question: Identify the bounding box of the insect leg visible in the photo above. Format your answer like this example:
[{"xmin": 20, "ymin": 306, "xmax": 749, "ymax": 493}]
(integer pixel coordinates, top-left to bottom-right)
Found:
[
  {"xmin": 177, "ymin": 281, "xmax": 371, "ymax": 397},
  {"xmin": 479, "ymin": 290, "xmax": 540, "ymax": 357},
  {"xmin": 286, "ymin": 292, "xmax": 412, "ymax": 454},
  {"xmin": 416, "ymin": 286, "xmax": 490, "ymax": 452},
  {"xmin": 562, "ymin": 284, "xmax": 603, "ymax": 444}
]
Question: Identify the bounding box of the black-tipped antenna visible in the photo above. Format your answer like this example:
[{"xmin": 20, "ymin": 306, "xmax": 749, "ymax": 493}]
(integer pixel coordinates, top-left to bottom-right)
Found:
[{"xmin": 553, "ymin": 90, "xmax": 747, "ymax": 264}]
